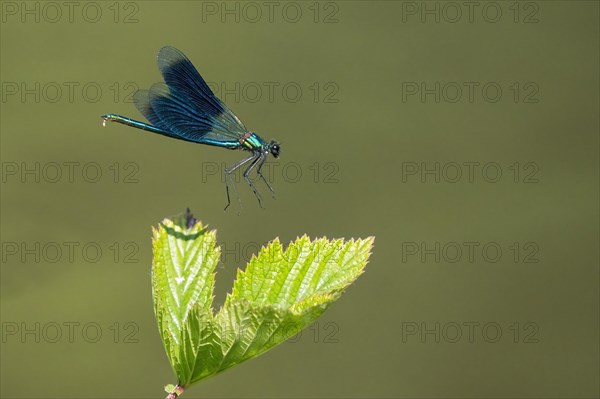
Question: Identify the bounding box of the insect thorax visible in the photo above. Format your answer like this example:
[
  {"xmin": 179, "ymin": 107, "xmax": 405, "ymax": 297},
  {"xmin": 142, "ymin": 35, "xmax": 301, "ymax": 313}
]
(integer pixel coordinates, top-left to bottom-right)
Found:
[{"xmin": 239, "ymin": 131, "xmax": 264, "ymax": 150}]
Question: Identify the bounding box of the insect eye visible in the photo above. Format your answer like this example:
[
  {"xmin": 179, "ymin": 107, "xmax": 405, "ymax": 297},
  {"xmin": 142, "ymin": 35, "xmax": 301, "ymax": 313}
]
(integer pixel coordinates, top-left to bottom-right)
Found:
[{"xmin": 270, "ymin": 144, "xmax": 280, "ymax": 158}]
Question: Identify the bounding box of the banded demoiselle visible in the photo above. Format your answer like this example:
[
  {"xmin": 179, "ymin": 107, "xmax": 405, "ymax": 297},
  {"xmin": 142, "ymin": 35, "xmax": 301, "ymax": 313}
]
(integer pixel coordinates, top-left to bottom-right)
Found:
[{"xmin": 101, "ymin": 46, "xmax": 280, "ymax": 210}]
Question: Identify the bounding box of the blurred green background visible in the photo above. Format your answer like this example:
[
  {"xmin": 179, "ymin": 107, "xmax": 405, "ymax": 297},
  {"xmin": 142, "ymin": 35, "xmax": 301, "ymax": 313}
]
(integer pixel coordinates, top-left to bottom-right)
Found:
[{"xmin": 1, "ymin": 1, "xmax": 598, "ymax": 398}]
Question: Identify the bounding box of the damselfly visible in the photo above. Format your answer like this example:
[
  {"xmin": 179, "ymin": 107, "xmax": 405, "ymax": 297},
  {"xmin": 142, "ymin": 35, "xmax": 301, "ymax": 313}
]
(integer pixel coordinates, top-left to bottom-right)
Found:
[{"xmin": 101, "ymin": 46, "xmax": 280, "ymax": 210}]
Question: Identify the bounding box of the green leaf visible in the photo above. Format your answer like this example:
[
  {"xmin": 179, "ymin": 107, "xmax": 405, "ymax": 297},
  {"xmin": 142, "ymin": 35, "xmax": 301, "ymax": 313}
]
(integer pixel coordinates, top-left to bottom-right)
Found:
[{"xmin": 151, "ymin": 213, "xmax": 374, "ymax": 394}]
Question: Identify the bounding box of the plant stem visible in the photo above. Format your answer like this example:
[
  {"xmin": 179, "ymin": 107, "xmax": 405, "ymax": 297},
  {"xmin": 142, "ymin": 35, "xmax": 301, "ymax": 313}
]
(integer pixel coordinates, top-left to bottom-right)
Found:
[{"xmin": 165, "ymin": 385, "xmax": 184, "ymax": 399}]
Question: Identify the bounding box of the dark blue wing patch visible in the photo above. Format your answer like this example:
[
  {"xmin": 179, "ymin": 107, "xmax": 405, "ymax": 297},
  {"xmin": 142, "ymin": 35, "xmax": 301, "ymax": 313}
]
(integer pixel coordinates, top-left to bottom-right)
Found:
[{"xmin": 133, "ymin": 46, "xmax": 247, "ymax": 146}]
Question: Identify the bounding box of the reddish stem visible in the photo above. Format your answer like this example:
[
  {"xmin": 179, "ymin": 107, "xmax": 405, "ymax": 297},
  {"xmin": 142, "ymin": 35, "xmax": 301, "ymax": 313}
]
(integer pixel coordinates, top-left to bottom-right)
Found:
[{"xmin": 165, "ymin": 385, "xmax": 185, "ymax": 399}]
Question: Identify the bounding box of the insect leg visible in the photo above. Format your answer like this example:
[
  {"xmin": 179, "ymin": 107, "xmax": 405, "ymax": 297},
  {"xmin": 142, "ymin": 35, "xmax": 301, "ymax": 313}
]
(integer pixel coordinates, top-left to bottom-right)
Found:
[
  {"xmin": 224, "ymin": 153, "xmax": 257, "ymax": 212},
  {"xmin": 243, "ymin": 154, "xmax": 265, "ymax": 209},
  {"xmin": 256, "ymin": 155, "xmax": 275, "ymax": 198}
]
